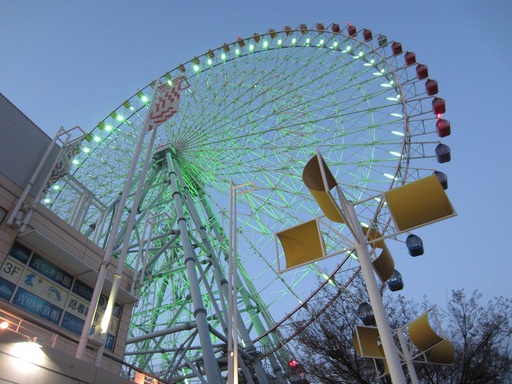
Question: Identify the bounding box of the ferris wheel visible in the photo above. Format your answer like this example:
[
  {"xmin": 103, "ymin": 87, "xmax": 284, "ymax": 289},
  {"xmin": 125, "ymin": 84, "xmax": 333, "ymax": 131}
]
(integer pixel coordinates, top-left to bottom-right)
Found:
[{"xmin": 45, "ymin": 22, "xmax": 451, "ymax": 383}]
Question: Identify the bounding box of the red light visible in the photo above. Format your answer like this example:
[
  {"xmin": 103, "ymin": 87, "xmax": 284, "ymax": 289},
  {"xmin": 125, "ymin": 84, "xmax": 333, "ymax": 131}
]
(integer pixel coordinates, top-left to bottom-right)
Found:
[
  {"xmin": 289, "ymin": 359, "xmax": 299, "ymax": 367},
  {"xmin": 436, "ymin": 114, "xmax": 442, "ymax": 119}
]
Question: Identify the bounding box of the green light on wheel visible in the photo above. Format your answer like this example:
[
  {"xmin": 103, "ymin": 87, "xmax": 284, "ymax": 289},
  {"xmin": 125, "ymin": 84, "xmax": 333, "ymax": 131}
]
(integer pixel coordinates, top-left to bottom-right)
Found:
[
  {"xmin": 105, "ymin": 125, "xmax": 112, "ymax": 132},
  {"xmin": 277, "ymin": 39, "xmax": 282, "ymax": 45},
  {"xmin": 83, "ymin": 147, "xmax": 90, "ymax": 153},
  {"xmin": 207, "ymin": 58, "xmax": 213, "ymax": 65},
  {"xmin": 193, "ymin": 64, "xmax": 200, "ymax": 72},
  {"xmin": 249, "ymin": 44, "xmax": 254, "ymax": 51},
  {"xmin": 72, "ymin": 159, "xmax": 79, "ymax": 165},
  {"xmin": 94, "ymin": 136, "xmax": 101, "ymax": 142},
  {"xmin": 263, "ymin": 41, "xmax": 268, "ymax": 48},
  {"xmin": 116, "ymin": 114, "xmax": 124, "ymax": 122}
]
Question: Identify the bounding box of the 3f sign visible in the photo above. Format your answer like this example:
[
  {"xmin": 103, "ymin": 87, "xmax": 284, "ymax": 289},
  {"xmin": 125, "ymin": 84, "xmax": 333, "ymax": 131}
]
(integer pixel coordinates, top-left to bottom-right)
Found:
[{"xmin": 3, "ymin": 262, "xmax": 21, "ymax": 277}]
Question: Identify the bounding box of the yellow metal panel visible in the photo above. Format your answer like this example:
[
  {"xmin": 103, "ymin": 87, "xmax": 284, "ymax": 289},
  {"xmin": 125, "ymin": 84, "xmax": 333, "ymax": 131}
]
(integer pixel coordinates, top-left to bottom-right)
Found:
[
  {"xmin": 302, "ymin": 154, "xmax": 337, "ymax": 192},
  {"xmin": 363, "ymin": 227, "xmax": 394, "ymax": 282},
  {"xmin": 384, "ymin": 175, "xmax": 456, "ymax": 231},
  {"xmin": 309, "ymin": 189, "xmax": 345, "ymax": 223},
  {"xmin": 276, "ymin": 219, "xmax": 324, "ymax": 271},
  {"xmin": 353, "ymin": 326, "xmax": 385, "ymax": 358},
  {"xmin": 372, "ymin": 247, "xmax": 395, "ymax": 283},
  {"xmin": 302, "ymin": 154, "xmax": 345, "ymax": 223},
  {"xmin": 408, "ymin": 312, "xmax": 444, "ymax": 351},
  {"xmin": 428, "ymin": 339, "xmax": 454, "ymax": 364}
]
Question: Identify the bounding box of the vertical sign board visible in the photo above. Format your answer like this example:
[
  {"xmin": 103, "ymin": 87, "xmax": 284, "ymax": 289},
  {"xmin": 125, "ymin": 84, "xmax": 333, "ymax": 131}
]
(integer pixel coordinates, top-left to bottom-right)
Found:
[{"xmin": 0, "ymin": 241, "xmax": 121, "ymax": 351}]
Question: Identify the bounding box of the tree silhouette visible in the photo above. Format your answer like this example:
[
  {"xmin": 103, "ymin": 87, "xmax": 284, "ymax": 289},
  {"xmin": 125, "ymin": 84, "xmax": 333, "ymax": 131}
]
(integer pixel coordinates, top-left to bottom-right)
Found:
[{"xmin": 291, "ymin": 277, "xmax": 511, "ymax": 383}]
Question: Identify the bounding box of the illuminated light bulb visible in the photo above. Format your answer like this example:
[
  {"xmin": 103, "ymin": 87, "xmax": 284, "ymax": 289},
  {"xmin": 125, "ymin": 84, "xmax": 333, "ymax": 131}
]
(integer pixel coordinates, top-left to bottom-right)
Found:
[
  {"xmin": 263, "ymin": 41, "xmax": 268, "ymax": 48},
  {"xmin": 391, "ymin": 130, "xmax": 405, "ymax": 136},
  {"xmin": 291, "ymin": 38, "xmax": 297, "ymax": 44},
  {"xmin": 389, "ymin": 151, "xmax": 402, "ymax": 157},
  {"xmin": 277, "ymin": 39, "xmax": 282, "ymax": 45},
  {"xmin": 105, "ymin": 125, "xmax": 112, "ymax": 131},
  {"xmin": 83, "ymin": 147, "xmax": 90, "ymax": 153},
  {"xmin": 332, "ymin": 41, "xmax": 338, "ymax": 47},
  {"xmin": 235, "ymin": 49, "xmax": 240, "ymax": 55},
  {"xmin": 43, "ymin": 198, "xmax": 51, "ymax": 204},
  {"xmin": 53, "ymin": 185, "xmax": 60, "ymax": 190},
  {"xmin": 193, "ymin": 64, "xmax": 199, "ymax": 72},
  {"xmin": 358, "ymin": 51, "xmax": 363, "ymax": 57},
  {"xmin": 116, "ymin": 114, "xmax": 124, "ymax": 121},
  {"xmin": 380, "ymin": 68, "xmax": 385, "ymax": 73},
  {"xmin": 249, "ymin": 44, "xmax": 254, "ymax": 51},
  {"xmin": 384, "ymin": 173, "xmax": 396, "ymax": 179},
  {"xmin": 319, "ymin": 39, "xmax": 324, "ymax": 45},
  {"xmin": 93, "ymin": 136, "xmax": 101, "ymax": 142},
  {"xmin": 141, "ymin": 95, "xmax": 148, "ymax": 102},
  {"xmin": 346, "ymin": 45, "xmax": 351, "ymax": 51},
  {"xmin": 390, "ymin": 112, "xmax": 403, "ymax": 117},
  {"xmin": 72, "ymin": 159, "xmax": 79, "ymax": 165},
  {"xmin": 221, "ymin": 53, "xmax": 226, "ymax": 60},
  {"xmin": 306, "ymin": 38, "xmax": 310, "ymax": 44},
  {"xmin": 207, "ymin": 58, "xmax": 213, "ymax": 65},
  {"xmin": 0, "ymin": 321, "xmax": 8, "ymax": 329}
]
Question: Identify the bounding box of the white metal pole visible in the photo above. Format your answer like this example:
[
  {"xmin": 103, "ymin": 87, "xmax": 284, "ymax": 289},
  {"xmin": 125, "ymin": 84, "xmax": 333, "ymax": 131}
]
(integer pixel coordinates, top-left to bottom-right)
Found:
[
  {"xmin": 7, "ymin": 126, "xmax": 64, "ymax": 226},
  {"xmin": 342, "ymin": 200, "xmax": 406, "ymax": 384},
  {"xmin": 227, "ymin": 180, "xmax": 238, "ymax": 384},
  {"xmin": 397, "ymin": 327, "xmax": 419, "ymax": 384},
  {"xmin": 76, "ymin": 80, "xmax": 160, "ymax": 360},
  {"xmin": 94, "ymin": 118, "xmax": 160, "ymax": 366}
]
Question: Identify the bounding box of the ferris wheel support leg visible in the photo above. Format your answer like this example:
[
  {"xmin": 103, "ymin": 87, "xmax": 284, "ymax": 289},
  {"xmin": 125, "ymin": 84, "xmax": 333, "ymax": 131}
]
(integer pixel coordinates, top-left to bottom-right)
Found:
[
  {"xmin": 167, "ymin": 152, "xmax": 223, "ymax": 384},
  {"xmin": 198, "ymin": 191, "xmax": 287, "ymax": 383},
  {"xmin": 343, "ymin": 200, "xmax": 407, "ymax": 384}
]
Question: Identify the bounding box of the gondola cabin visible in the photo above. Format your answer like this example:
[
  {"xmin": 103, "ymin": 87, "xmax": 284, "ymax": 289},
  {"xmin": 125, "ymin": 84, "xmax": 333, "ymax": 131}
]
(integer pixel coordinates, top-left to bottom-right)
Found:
[
  {"xmin": 406, "ymin": 234, "xmax": 424, "ymax": 257},
  {"xmin": 387, "ymin": 269, "xmax": 404, "ymax": 292},
  {"xmin": 357, "ymin": 302, "xmax": 376, "ymax": 326}
]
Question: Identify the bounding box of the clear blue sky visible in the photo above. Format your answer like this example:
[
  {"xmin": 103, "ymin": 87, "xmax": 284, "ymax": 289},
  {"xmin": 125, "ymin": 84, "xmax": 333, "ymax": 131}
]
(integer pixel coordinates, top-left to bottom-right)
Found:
[{"xmin": 1, "ymin": 1, "xmax": 511, "ymax": 310}]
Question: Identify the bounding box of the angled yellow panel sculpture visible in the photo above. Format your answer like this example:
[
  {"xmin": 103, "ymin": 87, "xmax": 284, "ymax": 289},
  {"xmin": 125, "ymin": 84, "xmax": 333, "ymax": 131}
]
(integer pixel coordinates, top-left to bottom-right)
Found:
[
  {"xmin": 364, "ymin": 227, "xmax": 394, "ymax": 282},
  {"xmin": 384, "ymin": 175, "xmax": 456, "ymax": 232},
  {"xmin": 408, "ymin": 312, "xmax": 454, "ymax": 364},
  {"xmin": 353, "ymin": 326, "xmax": 385, "ymax": 359},
  {"xmin": 428, "ymin": 339, "xmax": 455, "ymax": 364},
  {"xmin": 276, "ymin": 219, "xmax": 324, "ymax": 271},
  {"xmin": 302, "ymin": 154, "xmax": 345, "ymax": 223}
]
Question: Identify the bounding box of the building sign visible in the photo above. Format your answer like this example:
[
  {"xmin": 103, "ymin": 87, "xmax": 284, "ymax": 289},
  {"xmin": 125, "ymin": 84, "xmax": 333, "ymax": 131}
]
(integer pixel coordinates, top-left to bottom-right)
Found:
[{"xmin": 0, "ymin": 241, "xmax": 122, "ymax": 351}]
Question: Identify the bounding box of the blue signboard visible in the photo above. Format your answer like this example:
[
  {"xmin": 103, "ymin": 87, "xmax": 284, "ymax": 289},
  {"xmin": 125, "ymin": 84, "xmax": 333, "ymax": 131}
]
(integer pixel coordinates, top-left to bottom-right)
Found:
[
  {"xmin": 29, "ymin": 253, "xmax": 73, "ymax": 289},
  {"xmin": 8, "ymin": 242, "xmax": 31, "ymax": 264},
  {"xmin": 0, "ymin": 277, "xmax": 16, "ymax": 301},
  {"xmin": 13, "ymin": 287, "xmax": 63, "ymax": 325},
  {"xmin": 61, "ymin": 311, "xmax": 85, "ymax": 336},
  {"xmin": 2, "ymin": 241, "xmax": 121, "ymax": 352}
]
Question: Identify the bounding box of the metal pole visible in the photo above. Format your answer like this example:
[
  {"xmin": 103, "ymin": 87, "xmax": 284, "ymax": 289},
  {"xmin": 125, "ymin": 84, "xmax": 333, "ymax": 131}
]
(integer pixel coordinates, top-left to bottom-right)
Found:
[
  {"xmin": 228, "ymin": 180, "xmax": 239, "ymax": 384},
  {"xmin": 8, "ymin": 126, "xmax": 64, "ymax": 227},
  {"xmin": 76, "ymin": 80, "xmax": 160, "ymax": 360},
  {"xmin": 397, "ymin": 328, "xmax": 419, "ymax": 384},
  {"xmin": 342, "ymin": 200, "xmax": 406, "ymax": 384},
  {"xmin": 167, "ymin": 151, "xmax": 222, "ymax": 383}
]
